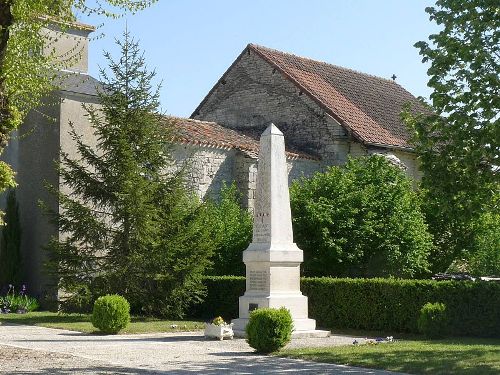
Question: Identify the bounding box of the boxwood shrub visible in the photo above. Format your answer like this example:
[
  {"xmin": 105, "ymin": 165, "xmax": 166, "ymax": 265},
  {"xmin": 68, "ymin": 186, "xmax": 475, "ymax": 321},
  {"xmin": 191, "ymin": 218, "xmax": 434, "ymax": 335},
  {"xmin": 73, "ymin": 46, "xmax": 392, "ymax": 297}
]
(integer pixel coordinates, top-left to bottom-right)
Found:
[
  {"xmin": 246, "ymin": 307, "xmax": 293, "ymax": 353},
  {"xmin": 418, "ymin": 302, "xmax": 448, "ymax": 338},
  {"xmin": 91, "ymin": 295, "xmax": 130, "ymax": 334},
  {"xmin": 193, "ymin": 276, "xmax": 500, "ymax": 337}
]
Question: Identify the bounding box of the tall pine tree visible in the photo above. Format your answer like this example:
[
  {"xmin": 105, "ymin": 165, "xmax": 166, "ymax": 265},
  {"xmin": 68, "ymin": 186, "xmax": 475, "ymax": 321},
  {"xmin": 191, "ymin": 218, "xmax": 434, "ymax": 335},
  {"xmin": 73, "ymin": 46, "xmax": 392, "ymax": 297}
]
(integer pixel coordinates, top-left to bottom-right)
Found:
[{"xmin": 44, "ymin": 32, "xmax": 215, "ymax": 317}]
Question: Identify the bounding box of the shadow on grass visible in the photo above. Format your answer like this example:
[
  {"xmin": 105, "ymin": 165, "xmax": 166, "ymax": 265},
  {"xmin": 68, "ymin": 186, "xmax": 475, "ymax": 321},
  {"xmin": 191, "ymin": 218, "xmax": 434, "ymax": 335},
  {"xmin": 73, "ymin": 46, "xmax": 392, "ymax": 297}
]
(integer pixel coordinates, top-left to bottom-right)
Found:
[
  {"xmin": 0, "ymin": 313, "xmax": 90, "ymax": 325},
  {"xmin": 281, "ymin": 339, "xmax": 500, "ymax": 375},
  {"xmin": 0, "ymin": 312, "xmax": 203, "ymax": 326}
]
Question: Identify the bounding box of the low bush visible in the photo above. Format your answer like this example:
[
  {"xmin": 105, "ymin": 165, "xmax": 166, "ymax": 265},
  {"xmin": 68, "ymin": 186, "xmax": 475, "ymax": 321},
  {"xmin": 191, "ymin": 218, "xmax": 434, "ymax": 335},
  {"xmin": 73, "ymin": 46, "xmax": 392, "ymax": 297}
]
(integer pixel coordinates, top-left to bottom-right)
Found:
[
  {"xmin": 417, "ymin": 302, "xmax": 448, "ymax": 338},
  {"xmin": 91, "ymin": 295, "xmax": 130, "ymax": 334},
  {"xmin": 246, "ymin": 307, "xmax": 293, "ymax": 353}
]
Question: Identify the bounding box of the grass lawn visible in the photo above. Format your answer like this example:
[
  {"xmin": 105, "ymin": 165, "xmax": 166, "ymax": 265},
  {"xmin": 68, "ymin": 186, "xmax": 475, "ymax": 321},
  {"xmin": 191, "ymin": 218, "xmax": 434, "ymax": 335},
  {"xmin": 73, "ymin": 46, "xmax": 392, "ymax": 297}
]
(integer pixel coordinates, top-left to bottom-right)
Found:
[
  {"xmin": 279, "ymin": 338, "xmax": 500, "ymax": 375},
  {"xmin": 0, "ymin": 311, "xmax": 204, "ymax": 334}
]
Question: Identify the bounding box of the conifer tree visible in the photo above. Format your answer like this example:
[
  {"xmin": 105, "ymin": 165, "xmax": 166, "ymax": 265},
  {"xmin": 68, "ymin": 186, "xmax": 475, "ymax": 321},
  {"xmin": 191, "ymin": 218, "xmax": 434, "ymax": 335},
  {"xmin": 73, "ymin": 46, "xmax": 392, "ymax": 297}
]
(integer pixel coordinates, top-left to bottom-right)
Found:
[
  {"xmin": 44, "ymin": 32, "xmax": 215, "ymax": 317},
  {"xmin": 0, "ymin": 189, "xmax": 22, "ymax": 286}
]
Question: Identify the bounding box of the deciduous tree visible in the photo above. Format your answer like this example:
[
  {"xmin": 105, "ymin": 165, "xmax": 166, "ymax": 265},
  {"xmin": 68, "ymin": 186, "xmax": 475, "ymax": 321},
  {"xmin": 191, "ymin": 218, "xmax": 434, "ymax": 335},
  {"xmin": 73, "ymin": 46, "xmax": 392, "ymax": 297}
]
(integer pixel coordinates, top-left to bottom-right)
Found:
[
  {"xmin": 404, "ymin": 0, "xmax": 499, "ymax": 271},
  {"xmin": 290, "ymin": 156, "xmax": 432, "ymax": 278}
]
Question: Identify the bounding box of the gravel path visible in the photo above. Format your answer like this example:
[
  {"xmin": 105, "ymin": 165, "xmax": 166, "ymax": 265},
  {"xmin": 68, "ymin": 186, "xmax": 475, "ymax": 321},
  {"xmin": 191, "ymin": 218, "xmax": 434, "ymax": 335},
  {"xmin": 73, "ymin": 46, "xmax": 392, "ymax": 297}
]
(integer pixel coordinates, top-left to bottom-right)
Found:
[{"xmin": 0, "ymin": 323, "xmax": 403, "ymax": 374}]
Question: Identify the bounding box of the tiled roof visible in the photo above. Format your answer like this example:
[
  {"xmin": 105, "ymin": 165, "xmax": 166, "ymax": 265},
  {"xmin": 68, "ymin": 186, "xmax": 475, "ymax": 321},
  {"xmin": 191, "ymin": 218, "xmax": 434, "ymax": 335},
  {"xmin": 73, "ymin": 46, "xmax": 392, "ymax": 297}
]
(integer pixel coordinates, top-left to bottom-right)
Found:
[
  {"xmin": 167, "ymin": 117, "xmax": 318, "ymax": 160},
  {"xmin": 247, "ymin": 44, "xmax": 427, "ymax": 149}
]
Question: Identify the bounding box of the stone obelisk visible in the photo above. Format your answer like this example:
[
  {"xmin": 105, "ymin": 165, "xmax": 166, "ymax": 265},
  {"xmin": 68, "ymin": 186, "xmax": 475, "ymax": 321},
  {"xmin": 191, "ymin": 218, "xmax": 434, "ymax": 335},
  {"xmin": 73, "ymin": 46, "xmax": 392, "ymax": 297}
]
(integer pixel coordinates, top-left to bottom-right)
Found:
[{"xmin": 232, "ymin": 124, "xmax": 325, "ymax": 337}]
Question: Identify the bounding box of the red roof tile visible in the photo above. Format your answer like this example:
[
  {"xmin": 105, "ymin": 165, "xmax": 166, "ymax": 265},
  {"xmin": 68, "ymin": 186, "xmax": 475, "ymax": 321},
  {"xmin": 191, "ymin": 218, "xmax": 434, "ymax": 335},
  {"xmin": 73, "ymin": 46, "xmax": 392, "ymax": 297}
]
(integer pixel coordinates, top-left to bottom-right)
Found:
[
  {"xmin": 166, "ymin": 117, "xmax": 318, "ymax": 160},
  {"xmin": 247, "ymin": 44, "xmax": 427, "ymax": 149}
]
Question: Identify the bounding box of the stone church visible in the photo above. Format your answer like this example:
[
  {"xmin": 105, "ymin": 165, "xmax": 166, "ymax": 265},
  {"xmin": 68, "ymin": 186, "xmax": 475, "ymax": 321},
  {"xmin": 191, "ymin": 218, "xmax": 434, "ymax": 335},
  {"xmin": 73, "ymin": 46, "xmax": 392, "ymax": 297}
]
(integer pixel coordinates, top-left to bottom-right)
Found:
[{"xmin": 2, "ymin": 21, "xmax": 426, "ymax": 296}]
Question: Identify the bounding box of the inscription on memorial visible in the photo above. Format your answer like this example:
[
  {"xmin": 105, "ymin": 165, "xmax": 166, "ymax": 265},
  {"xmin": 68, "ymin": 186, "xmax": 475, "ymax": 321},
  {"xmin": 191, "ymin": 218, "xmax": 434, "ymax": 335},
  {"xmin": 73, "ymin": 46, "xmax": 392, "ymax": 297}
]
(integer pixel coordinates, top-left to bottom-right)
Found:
[
  {"xmin": 253, "ymin": 212, "xmax": 270, "ymax": 242},
  {"xmin": 249, "ymin": 270, "xmax": 268, "ymax": 291}
]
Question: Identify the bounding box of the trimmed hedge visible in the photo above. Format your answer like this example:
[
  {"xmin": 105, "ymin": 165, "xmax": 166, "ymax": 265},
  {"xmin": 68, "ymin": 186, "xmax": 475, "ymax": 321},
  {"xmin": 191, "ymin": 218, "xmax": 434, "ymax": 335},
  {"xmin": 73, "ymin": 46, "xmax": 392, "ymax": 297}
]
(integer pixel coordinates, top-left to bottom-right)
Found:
[
  {"xmin": 418, "ymin": 302, "xmax": 448, "ymax": 338},
  {"xmin": 302, "ymin": 278, "xmax": 500, "ymax": 337},
  {"xmin": 192, "ymin": 276, "xmax": 500, "ymax": 337},
  {"xmin": 189, "ymin": 276, "xmax": 245, "ymax": 321}
]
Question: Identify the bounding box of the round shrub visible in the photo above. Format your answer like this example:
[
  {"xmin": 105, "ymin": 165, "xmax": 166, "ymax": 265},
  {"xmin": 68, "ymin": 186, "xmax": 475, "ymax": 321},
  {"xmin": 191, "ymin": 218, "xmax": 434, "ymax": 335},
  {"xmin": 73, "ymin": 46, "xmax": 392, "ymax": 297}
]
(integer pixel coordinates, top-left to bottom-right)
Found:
[
  {"xmin": 417, "ymin": 302, "xmax": 448, "ymax": 338},
  {"xmin": 246, "ymin": 307, "xmax": 293, "ymax": 353},
  {"xmin": 91, "ymin": 295, "xmax": 130, "ymax": 334}
]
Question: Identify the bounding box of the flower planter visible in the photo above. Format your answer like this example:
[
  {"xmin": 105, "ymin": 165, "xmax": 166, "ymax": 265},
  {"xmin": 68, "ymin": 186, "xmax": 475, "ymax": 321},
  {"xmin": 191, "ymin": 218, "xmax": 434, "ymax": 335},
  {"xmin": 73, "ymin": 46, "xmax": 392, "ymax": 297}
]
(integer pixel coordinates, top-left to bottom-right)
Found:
[{"xmin": 204, "ymin": 323, "xmax": 234, "ymax": 340}]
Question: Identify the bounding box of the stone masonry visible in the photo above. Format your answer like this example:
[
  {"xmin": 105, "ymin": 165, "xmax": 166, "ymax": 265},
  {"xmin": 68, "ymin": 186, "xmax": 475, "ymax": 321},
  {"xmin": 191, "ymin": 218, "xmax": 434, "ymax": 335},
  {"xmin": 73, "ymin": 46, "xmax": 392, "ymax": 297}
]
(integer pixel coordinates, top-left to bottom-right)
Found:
[{"xmin": 193, "ymin": 50, "xmax": 351, "ymax": 167}]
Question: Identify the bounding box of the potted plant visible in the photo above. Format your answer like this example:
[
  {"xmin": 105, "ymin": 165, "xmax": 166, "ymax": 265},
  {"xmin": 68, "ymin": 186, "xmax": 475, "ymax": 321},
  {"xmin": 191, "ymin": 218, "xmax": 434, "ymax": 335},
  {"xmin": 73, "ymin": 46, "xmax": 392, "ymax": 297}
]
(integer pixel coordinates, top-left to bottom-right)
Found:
[{"xmin": 204, "ymin": 316, "xmax": 234, "ymax": 340}]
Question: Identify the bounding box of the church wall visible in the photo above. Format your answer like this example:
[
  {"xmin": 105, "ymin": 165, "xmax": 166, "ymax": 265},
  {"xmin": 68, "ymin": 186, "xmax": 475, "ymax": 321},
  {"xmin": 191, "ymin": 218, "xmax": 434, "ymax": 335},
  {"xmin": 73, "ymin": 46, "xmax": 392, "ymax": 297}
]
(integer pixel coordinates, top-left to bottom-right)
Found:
[
  {"xmin": 42, "ymin": 25, "xmax": 92, "ymax": 73},
  {"xmin": 234, "ymin": 153, "xmax": 320, "ymax": 211},
  {"xmin": 1, "ymin": 99, "xmax": 62, "ymax": 297},
  {"xmin": 59, "ymin": 93, "xmax": 100, "ymax": 204},
  {"xmin": 193, "ymin": 50, "xmax": 352, "ymax": 166},
  {"xmin": 392, "ymin": 150, "xmax": 422, "ymax": 181},
  {"xmin": 170, "ymin": 144, "xmax": 237, "ymax": 200}
]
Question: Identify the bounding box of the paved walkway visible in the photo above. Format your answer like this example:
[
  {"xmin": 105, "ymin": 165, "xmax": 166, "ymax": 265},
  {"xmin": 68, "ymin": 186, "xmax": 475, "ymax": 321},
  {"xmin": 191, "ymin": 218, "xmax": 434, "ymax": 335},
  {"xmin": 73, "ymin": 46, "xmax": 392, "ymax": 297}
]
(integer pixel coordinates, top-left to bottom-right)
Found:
[{"xmin": 0, "ymin": 323, "xmax": 403, "ymax": 374}]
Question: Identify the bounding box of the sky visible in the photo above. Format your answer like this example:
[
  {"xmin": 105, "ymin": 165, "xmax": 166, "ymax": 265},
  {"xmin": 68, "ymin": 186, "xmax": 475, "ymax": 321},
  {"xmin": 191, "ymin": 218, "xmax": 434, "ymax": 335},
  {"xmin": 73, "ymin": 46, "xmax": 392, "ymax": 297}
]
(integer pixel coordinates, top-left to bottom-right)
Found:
[{"xmin": 78, "ymin": 0, "xmax": 440, "ymax": 118}]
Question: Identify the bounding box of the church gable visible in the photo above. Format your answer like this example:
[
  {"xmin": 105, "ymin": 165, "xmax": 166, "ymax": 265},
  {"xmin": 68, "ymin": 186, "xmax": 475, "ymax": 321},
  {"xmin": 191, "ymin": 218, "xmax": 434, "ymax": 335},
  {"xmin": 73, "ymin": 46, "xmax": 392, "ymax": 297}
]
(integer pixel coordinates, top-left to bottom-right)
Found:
[
  {"xmin": 191, "ymin": 45, "xmax": 350, "ymax": 164},
  {"xmin": 193, "ymin": 43, "xmax": 427, "ymax": 153}
]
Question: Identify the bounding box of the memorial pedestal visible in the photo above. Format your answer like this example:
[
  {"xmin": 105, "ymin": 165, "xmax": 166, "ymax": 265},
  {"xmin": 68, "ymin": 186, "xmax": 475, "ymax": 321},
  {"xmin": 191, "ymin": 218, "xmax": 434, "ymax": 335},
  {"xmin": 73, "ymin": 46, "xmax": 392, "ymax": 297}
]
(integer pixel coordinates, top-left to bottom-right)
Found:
[{"xmin": 232, "ymin": 124, "xmax": 329, "ymax": 338}]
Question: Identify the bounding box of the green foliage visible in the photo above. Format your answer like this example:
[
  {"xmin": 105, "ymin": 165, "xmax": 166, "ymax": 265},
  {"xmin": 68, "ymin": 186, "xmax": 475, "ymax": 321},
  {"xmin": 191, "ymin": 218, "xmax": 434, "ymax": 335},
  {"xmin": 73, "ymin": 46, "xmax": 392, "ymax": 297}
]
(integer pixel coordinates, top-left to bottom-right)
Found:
[
  {"xmin": 91, "ymin": 295, "xmax": 130, "ymax": 334},
  {"xmin": 404, "ymin": 1, "xmax": 499, "ymax": 272},
  {"xmin": 246, "ymin": 307, "xmax": 293, "ymax": 353},
  {"xmin": 302, "ymin": 277, "xmax": 500, "ymax": 337},
  {"xmin": 0, "ymin": 189, "xmax": 22, "ymax": 285},
  {"xmin": 0, "ymin": 285, "xmax": 39, "ymax": 313},
  {"xmin": 418, "ymin": 302, "xmax": 448, "ymax": 338},
  {"xmin": 44, "ymin": 32, "xmax": 215, "ymax": 318},
  {"xmin": 0, "ymin": 294, "xmax": 39, "ymax": 313},
  {"xmin": 290, "ymin": 155, "xmax": 432, "ymax": 278},
  {"xmin": 211, "ymin": 316, "xmax": 226, "ymax": 326},
  {"xmin": 0, "ymin": 0, "xmax": 156, "ymax": 225},
  {"xmin": 465, "ymin": 212, "xmax": 500, "ymax": 276},
  {"xmin": 207, "ymin": 183, "xmax": 252, "ymax": 276},
  {"xmin": 447, "ymin": 211, "xmax": 500, "ymax": 276},
  {"xmin": 189, "ymin": 276, "xmax": 245, "ymax": 320},
  {"xmin": 0, "ymin": 163, "xmax": 17, "ymax": 225},
  {"xmin": 193, "ymin": 277, "xmax": 500, "ymax": 337}
]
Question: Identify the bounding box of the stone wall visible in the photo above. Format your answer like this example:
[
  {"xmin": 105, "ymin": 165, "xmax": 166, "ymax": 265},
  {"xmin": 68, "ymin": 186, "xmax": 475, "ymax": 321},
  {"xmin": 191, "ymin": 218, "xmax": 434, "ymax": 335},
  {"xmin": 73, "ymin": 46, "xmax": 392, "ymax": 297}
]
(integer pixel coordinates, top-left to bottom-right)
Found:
[
  {"xmin": 170, "ymin": 143, "xmax": 320, "ymax": 210},
  {"xmin": 193, "ymin": 50, "xmax": 351, "ymax": 167},
  {"xmin": 170, "ymin": 144, "xmax": 237, "ymax": 200},
  {"xmin": 2, "ymin": 99, "xmax": 61, "ymax": 297},
  {"xmin": 234, "ymin": 153, "xmax": 320, "ymax": 211}
]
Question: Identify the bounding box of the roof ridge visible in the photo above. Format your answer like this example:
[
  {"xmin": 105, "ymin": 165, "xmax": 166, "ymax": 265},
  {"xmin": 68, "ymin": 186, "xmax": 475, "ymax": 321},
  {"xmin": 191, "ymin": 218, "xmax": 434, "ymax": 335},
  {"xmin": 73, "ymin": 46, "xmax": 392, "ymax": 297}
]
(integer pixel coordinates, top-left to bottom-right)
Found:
[
  {"xmin": 165, "ymin": 115, "xmax": 219, "ymax": 126},
  {"xmin": 248, "ymin": 43, "xmax": 402, "ymax": 86}
]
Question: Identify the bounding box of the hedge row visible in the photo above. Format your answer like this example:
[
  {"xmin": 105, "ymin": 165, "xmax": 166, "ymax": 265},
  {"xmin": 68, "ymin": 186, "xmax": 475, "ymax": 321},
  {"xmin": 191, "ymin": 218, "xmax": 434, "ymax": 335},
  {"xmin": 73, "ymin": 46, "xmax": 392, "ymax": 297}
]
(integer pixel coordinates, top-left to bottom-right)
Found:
[
  {"xmin": 191, "ymin": 276, "xmax": 500, "ymax": 337},
  {"xmin": 189, "ymin": 276, "xmax": 245, "ymax": 320}
]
